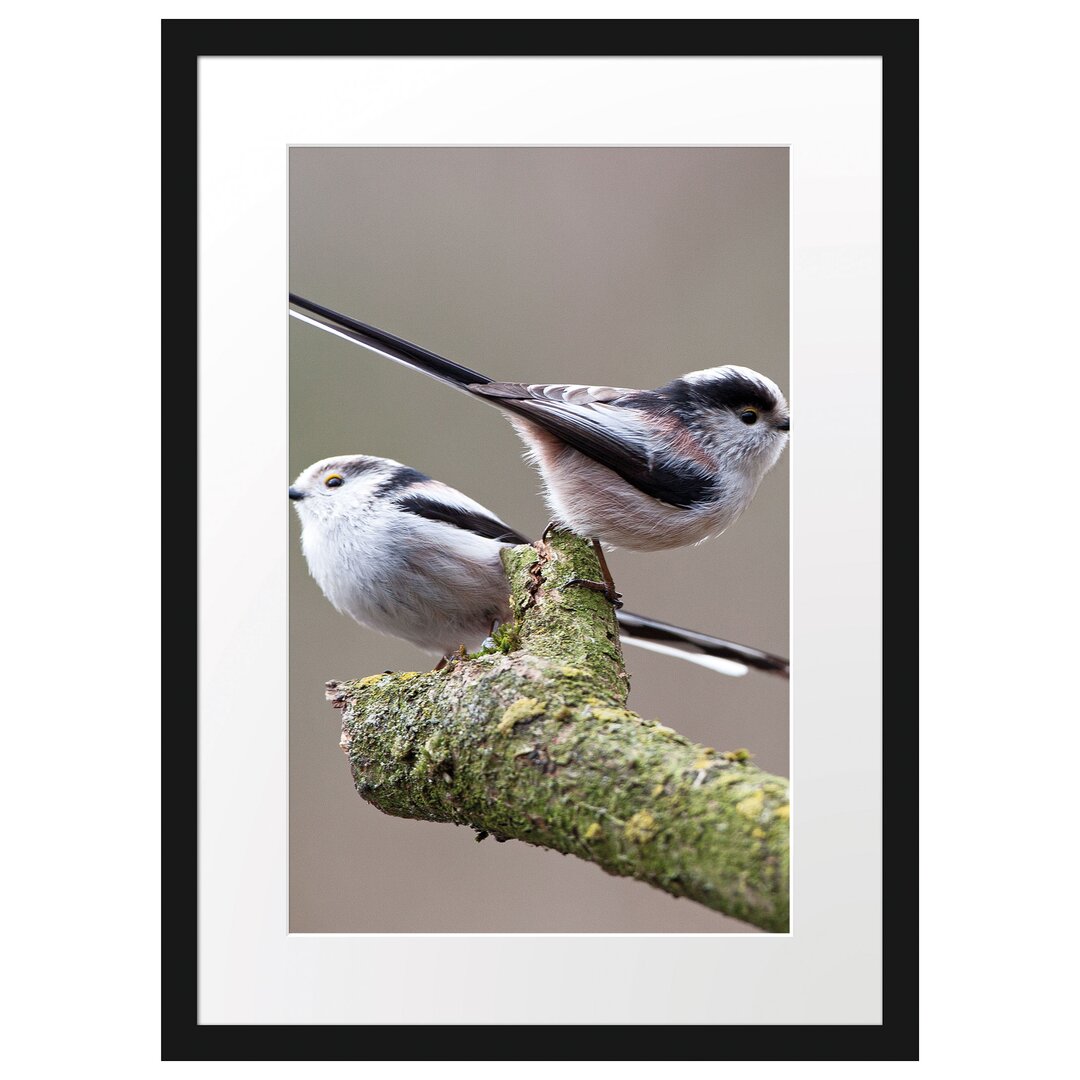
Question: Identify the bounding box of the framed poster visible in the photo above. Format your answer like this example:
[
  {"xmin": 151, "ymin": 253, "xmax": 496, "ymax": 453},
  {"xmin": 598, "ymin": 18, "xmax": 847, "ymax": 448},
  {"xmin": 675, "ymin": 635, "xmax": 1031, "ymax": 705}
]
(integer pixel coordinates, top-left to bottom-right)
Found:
[{"xmin": 164, "ymin": 18, "xmax": 916, "ymax": 1059}]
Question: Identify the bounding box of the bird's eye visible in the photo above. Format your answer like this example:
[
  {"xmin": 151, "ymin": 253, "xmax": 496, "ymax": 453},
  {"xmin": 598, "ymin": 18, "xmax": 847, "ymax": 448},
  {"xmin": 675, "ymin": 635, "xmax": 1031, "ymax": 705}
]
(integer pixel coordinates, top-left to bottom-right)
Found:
[
  {"xmin": 324, "ymin": 474, "xmax": 344, "ymax": 488},
  {"xmin": 739, "ymin": 409, "xmax": 759, "ymax": 425}
]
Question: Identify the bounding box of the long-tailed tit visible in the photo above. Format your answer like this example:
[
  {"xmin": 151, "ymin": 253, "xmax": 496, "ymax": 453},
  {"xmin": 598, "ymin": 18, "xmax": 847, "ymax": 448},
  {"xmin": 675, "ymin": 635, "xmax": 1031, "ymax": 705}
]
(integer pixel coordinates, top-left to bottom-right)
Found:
[
  {"xmin": 289, "ymin": 453, "xmax": 789, "ymax": 679},
  {"xmin": 288, "ymin": 295, "xmax": 790, "ymax": 555}
]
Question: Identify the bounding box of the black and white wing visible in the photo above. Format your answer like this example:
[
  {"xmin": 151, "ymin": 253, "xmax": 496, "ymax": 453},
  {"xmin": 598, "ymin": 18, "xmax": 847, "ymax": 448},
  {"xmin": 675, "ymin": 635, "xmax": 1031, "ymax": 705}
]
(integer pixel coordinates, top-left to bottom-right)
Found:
[
  {"xmin": 392, "ymin": 477, "xmax": 530, "ymax": 546},
  {"xmin": 471, "ymin": 381, "xmax": 714, "ymax": 508}
]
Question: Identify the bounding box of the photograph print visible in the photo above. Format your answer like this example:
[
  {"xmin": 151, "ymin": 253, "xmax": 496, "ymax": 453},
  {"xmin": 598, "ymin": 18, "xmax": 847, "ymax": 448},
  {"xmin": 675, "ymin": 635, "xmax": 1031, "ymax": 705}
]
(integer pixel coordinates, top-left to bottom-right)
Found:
[{"xmin": 287, "ymin": 146, "xmax": 790, "ymax": 934}]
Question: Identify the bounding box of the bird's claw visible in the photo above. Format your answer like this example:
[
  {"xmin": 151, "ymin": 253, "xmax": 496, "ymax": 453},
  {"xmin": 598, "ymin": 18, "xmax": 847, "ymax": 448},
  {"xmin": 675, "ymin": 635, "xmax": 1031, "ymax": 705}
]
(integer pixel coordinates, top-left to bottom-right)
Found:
[
  {"xmin": 540, "ymin": 520, "xmax": 565, "ymax": 543},
  {"xmin": 559, "ymin": 577, "xmax": 624, "ymax": 609}
]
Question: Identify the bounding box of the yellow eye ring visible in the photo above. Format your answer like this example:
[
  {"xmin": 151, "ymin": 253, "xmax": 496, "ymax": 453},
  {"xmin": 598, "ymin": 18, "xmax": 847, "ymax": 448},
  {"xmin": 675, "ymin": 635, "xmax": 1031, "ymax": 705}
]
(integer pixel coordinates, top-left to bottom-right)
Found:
[
  {"xmin": 738, "ymin": 409, "xmax": 759, "ymax": 425},
  {"xmin": 324, "ymin": 474, "xmax": 344, "ymax": 488}
]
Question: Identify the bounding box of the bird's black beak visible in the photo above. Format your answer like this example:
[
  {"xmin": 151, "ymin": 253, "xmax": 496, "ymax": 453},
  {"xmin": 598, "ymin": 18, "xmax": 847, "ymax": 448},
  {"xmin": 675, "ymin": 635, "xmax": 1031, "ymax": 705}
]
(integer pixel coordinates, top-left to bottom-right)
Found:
[
  {"xmin": 288, "ymin": 486, "xmax": 306, "ymax": 501},
  {"xmin": 775, "ymin": 418, "xmax": 790, "ymax": 432}
]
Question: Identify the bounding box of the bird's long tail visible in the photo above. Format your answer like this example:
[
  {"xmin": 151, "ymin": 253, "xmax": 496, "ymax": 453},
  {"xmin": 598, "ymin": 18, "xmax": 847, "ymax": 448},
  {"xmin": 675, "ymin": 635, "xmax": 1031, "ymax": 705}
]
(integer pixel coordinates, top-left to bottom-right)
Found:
[
  {"xmin": 289, "ymin": 293, "xmax": 492, "ymax": 391},
  {"xmin": 616, "ymin": 610, "xmax": 789, "ymax": 679}
]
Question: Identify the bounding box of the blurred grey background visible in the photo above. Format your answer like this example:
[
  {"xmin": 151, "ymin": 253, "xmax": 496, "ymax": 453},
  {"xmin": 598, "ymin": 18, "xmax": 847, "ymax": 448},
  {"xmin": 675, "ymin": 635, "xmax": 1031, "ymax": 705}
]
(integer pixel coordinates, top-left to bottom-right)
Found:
[{"xmin": 289, "ymin": 147, "xmax": 788, "ymax": 933}]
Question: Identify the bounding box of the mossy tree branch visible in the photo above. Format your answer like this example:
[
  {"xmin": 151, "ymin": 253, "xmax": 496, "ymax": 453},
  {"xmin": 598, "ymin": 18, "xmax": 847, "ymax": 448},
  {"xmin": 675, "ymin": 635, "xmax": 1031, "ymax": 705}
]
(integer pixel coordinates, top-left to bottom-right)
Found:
[{"xmin": 330, "ymin": 532, "xmax": 789, "ymax": 932}]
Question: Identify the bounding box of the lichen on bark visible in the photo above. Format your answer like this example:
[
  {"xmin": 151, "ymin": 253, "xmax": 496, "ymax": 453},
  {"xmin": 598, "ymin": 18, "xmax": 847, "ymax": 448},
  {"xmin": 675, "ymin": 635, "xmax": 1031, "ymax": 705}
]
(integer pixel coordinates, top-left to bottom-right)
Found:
[{"xmin": 330, "ymin": 531, "xmax": 789, "ymax": 932}]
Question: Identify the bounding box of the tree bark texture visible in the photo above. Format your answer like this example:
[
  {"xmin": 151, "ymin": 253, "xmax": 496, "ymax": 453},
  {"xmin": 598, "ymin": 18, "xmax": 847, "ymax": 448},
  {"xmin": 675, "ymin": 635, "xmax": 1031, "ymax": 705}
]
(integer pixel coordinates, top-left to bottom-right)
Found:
[{"xmin": 330, "ymin": 531, "xmax": 790, "ymax": 932}]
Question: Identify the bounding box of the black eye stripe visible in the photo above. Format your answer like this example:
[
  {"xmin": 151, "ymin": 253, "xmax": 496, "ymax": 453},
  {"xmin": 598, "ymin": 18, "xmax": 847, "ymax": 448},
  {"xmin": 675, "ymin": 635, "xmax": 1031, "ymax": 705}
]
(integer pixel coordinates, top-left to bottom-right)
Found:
[{"xmin": 641, "ymin": 373, "xmax": 780, "ymax": 425}]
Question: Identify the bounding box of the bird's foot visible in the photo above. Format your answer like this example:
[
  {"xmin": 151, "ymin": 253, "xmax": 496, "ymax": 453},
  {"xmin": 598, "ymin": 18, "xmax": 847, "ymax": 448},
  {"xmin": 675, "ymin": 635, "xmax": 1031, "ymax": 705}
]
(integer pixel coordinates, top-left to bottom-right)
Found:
[
  {"xmin": 559, "ymin": 577, "xmax": 624, "ymax": 609},
  {"xmin": 434, "ymin": 646, "xmax": 468, "ymax": 672},
  {"xmin": 541, "ymin": 520, "xmax": 569, "ymax": 543}
]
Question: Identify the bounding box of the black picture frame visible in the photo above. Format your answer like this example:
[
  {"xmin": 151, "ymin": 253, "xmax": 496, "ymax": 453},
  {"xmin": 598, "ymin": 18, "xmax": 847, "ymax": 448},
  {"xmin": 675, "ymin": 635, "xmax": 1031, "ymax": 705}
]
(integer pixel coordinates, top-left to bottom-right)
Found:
[{"xmin": 163, "ymin": 18, "xmax": 917, "ymax": 1061}]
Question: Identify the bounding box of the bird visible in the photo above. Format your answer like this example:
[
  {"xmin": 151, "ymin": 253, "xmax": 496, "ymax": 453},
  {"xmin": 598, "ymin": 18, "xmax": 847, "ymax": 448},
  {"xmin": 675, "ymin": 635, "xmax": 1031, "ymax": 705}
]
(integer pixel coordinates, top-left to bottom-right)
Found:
[
  {"xmin": 288, "ymin": 293, "xmax": 790, "ymax": 601},
  {"xmin": 288, "ymin": 453, "xmax": 789, "ymax": 678}
]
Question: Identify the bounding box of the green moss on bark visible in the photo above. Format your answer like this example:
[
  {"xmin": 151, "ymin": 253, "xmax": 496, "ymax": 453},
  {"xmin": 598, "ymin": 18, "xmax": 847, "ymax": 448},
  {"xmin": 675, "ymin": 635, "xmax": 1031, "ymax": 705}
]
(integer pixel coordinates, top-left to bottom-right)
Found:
[{"xmin": 331, "ymin": 530, "xmax": 789, "ymax": 932}]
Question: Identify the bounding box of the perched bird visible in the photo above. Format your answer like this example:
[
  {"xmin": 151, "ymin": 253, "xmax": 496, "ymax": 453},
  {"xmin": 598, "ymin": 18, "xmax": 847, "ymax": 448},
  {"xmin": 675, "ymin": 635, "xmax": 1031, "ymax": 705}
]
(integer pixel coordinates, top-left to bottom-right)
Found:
[
  {"xmin": 288, "ymin": 294, "xmax": 790, "ymax": 556},
  {"xmin": 289, "ymin": 453, "xmax": 789, "ymax": 678}
]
